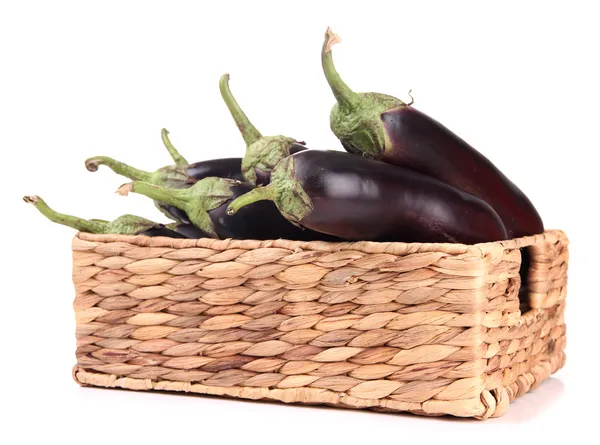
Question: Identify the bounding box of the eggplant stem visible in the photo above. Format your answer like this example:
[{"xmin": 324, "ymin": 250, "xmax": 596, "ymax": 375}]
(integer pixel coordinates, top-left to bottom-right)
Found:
[
  {"xmin": 161, "ymin": 128, "xmax": 189, "ymax": 166},
  {"xmin": 407, "ymin": 89, "xmax": 414, "ymax": 106},
  {"xmin": 219, "ymin": 74, "xmax": 263, "ymax": 147},
  {"xmin": 23, "ymin": 195, "xmax": 107, "ymax": 233},
  {"xmin": 119, "ymin": 181, "xmax": 190, "ymax": 211},
  {"xmin": 226, "ymin": 185, "xmax": 275, "ymax": 215},
  {"xmin": 85, "ymin": 156, "xmax": 154, "ymax": 182},
  {"xmin": 321, "ymin": 27, "xmax": 360, "ymax": 110}
]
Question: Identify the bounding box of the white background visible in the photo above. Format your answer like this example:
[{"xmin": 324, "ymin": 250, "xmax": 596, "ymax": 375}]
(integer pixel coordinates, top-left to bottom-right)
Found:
[{"xmin": 1, "ymin": 0, "xmax": 597, "ymax": 443}]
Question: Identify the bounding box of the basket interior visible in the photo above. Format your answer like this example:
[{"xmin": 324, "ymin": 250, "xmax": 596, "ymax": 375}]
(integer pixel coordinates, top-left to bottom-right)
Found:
[{"xmin": 518, "ymin": 247, "xmax": 532, "ymax": 313}]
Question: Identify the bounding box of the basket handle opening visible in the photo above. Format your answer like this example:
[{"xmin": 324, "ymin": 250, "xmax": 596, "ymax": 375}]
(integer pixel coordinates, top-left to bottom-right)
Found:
[{"xmin": 518, "ymin": 247, "xmax": 532, "ymax": 313}]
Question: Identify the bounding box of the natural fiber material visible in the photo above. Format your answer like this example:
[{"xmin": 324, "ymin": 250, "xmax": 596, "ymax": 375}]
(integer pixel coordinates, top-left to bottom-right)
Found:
[{"xmin": 71, "ymin": 230, "xmax": 568, "ymax": 419}]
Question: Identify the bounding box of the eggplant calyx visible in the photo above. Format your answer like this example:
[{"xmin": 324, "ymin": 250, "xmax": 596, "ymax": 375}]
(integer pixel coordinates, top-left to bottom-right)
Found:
[
  {"xmin": 321, "ymin": 27, "xmax": 404, "ymax": 158},
  {"xmin": 118, "ymin": 178, "xmax": 236, "ymax": 238},
  {"xmin": 242, "ymin": 135, "xmax": 299, "ymax": 185},
  {"xmin": 227, "ymin": 156, "xmax": 313, "ymax": 224},
  {"xmin": 107, "ymin": 214, "xmax": 163, "ymax": 235},
  {"xmin": 154, "ymin": 165, "xmax": 197, "ymax": 187},
  {"xmin": 330, "ymin": 93, "xmax": 403, "ymax": 158}
]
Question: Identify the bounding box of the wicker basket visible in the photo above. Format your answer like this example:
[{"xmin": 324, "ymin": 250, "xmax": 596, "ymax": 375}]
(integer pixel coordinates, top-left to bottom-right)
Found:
[{"xmin": 71, "ymin": 229, "xmax": 567, "ymax": 419}]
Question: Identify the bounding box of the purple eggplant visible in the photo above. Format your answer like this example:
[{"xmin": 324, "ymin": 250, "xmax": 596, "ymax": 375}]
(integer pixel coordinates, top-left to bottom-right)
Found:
[
  {"xmin": 23, "ymin": 195, "xmax": 190, "ymax": 238},
  {"xmin": 219, "ymin": 74, "xmax": 307, "ymax": 185},
  {"xmin": 85, "ymin": 129, "xmax": 243, "ymax": 223},
  {"xmin": 226, "ymin": 150, "xmax": 508, "ymax": 244},
  {"xmin": 321, "ymin": 28, "xmax": 543, "ymax": 238},
  {"xmin": 167, "ymin": 222, "xmax": 210, "ymax": 239},
  {"xmin": 117, "ymin": 178, "xmax": 339, "ymax": 242}
]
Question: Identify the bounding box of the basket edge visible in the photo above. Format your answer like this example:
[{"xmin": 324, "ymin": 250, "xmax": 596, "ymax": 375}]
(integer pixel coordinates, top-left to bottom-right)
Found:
[{"xmin": 73, "ymin": 230, "xmax": 564, "ymax": 257}]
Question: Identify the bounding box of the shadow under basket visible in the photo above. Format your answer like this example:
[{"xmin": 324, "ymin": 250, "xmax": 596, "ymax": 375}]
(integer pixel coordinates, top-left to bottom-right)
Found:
[{"xmin": 71, "ymin": 229, "xmax": 568, "ymax": 419}]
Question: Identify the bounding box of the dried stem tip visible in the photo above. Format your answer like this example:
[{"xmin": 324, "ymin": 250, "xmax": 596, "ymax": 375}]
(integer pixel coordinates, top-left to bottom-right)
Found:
[
  {"xmin": 23, "ymin": 195, "xmax": 40, "ymax": 204},
  {"xmin": 117, "ymin": 183, "xmax": 134, "ymax": 196},
  {"xmin": 324, "ymin": 27, "xmax": 342, "ymax": 53}
]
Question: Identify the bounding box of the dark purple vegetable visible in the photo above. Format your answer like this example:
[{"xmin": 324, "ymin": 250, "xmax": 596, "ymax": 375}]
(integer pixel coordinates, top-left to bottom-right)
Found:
[
  {"xmin": 117, "ymin": 178, "xmax": 339, "ymax": 242},
  {"xmin": 85, "ymin": 129, "xmax": 243, "ymax": 222},
  {"xmin": 168, "ymin": 222, "xmax": 210, "ymax": 239},
  {"xmin": 219, "ymin": 74, "xmax": 307, "ymax": 185},
  {"xmin": 321, "ymin": 28, "xmax": 543, "ymax": 238},
  {"xmin": 23, "ymin": 195, "xmax": 187, "ymax": 238},
  {"xmin": 136, "ymin": 226, "xmax": 188, "ymax": 238},
  {"xmin": 226, "ymin": 150, "xmax": 508, "ymax": 244}
]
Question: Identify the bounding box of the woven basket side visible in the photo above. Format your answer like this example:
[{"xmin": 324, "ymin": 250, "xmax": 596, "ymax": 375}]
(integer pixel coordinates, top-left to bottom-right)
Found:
[
  {"xmin": 480, "ymin": 231, "xmax": 568, "ymax": 417},
  {"xmin": 72, "ymin": 348, "xmax": 565, "ymax": 419},
  {"xmin": 71, "ymin": 230, "xmax": 566, "ymax": 419}
]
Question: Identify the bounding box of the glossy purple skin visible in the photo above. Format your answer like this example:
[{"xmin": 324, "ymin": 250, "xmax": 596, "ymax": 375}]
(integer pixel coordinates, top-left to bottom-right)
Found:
[
  {"xmin": 140, "ymin": 226, "xmax": 188, "ymax": 238},
  {"xmin": 210, "ymin": 183, "xmax": 338, "ymax": 241},
  {"xmin": 289, "ymin": 150, "xmax": 508, "ymax": 244},
  {"xmin": 161, "ymin": 205, "xmax": 192, "ymax": 225},
  {"xmin": 376, "ymin": 106, "xmax": 543, "ymax": 238},
  {"xmin": 186, "ymin": 158, "xmax": 243, "ymax": 181},
  {"xmin": 141, "ymin": 223, "xmax": 210, "ymax": 239},
  {"xmin": 172, "ymin": 223, "xmax": 210, "ymax": 239},
  {"xmin": 254, "ymin": 143, "xmax": 308, "ymax": 186}
]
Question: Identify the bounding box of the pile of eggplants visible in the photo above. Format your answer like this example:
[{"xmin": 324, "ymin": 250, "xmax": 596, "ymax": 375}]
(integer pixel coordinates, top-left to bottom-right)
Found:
[{"xmin": 26, "ymin": 28, "xmax": 543, "ymax": 245}]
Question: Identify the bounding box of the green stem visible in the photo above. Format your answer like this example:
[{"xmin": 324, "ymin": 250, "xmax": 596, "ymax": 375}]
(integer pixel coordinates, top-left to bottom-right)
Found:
[
  {"xmin": 321, "ymin": 27, "xmax": 360, "ymax": 110},
  {"xmin": 85, "ymin": 156, "xmax": 154, "ymax": 182},
  {"xmin": 23, "ymin": 196, "xmax": 107, "ymax": 233},
  {"xmin": 161, "ymin": 128, "xmax": 188, "ymax": 166},
  {"xmin": 120, "ymin": 181, "xmax": 190, "ymax": 211},
  {"xmin": 226, "ymin": 185, "xmax": 275, "ymax": 215},
  {"xmin": 219, "ymin": 74, "xmax": 263, "ymax": 147}
]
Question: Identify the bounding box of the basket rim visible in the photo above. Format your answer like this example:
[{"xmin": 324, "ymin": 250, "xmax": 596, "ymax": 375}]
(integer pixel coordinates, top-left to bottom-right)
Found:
[{"xmin": 74, "ymin": 229, "xmax": 567, "ymax": 257}]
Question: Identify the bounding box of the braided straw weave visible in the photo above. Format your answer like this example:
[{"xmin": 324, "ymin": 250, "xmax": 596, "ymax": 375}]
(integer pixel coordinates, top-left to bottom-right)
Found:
[{"xmin": 71, "ymin": 229, "xmax": 568, "ymax": 419}]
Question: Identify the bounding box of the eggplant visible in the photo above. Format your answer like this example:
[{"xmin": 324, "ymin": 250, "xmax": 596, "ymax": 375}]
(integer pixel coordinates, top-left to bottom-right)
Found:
[
  {"xmin": 117, "ymin": 178, "xmax": 339, "ymax": 241},
  {"xmin": 219, "ymin": 74, "xmax": 307, "ymax": 185},
  {"xmin": 85, "ymin": 129, "xmax": 243, "ymax": 223},
  {"xmin": 321, "ymin": 28, "xmax": 543, "ymax": 238},
  {"xmin": 23, "ymin": 195, "xmax": 189, "ymax": 238},
  {"xmin": 167, "ymin": 222, "xmax": 210, "ymax": 239},
  {"xmin": 226, "ymin": 150, "xmax": 508, "ymax": 244}
]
